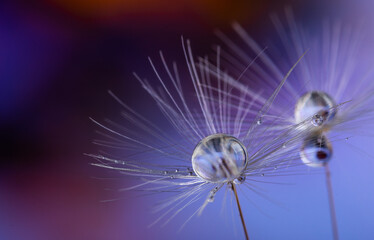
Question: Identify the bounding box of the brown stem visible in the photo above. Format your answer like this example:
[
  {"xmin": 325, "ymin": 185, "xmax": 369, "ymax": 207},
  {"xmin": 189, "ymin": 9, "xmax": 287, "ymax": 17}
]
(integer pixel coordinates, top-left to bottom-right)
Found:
[
  {"xmin": 232, "ymin": 183, "xmax": 249, "ymax": 240},
  {"xmin": 325, "ymin": 164, "xmax": 339, "ymax": 240}
]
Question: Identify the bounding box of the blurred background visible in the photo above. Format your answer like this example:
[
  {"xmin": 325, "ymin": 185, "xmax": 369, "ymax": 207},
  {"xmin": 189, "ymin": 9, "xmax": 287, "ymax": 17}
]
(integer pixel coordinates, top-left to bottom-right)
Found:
[{"xmin": 1, "ymin": 0, "xmax": 374, "ymax": 239}]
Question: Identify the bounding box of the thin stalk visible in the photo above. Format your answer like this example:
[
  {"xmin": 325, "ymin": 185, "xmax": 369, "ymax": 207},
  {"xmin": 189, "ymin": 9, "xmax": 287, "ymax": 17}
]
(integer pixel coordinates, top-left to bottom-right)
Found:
[
  {"xmin": 232, "ymin": 183, "xmax": 249, "ymax": 240},
  {"xmin": 324, "ymin": 164, "xmax": 339, "ymax": 240}
]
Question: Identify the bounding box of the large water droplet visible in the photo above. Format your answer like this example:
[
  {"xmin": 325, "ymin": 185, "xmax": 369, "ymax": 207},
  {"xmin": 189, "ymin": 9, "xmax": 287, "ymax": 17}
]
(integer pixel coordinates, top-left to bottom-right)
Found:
[{"xmin": 192, "ymin": 134, "xmax": 248, "ymax": 183}]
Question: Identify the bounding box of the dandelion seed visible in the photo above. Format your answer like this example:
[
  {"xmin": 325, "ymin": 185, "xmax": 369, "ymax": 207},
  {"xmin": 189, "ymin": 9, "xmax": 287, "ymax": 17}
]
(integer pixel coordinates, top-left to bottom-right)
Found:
[
  {"xmin": 90, "ymin": 36, "xmax": 316, "ymax": 239},
  {"xmin": 213, "ymin": 8, "xmax": 374, "ymax": 240}
]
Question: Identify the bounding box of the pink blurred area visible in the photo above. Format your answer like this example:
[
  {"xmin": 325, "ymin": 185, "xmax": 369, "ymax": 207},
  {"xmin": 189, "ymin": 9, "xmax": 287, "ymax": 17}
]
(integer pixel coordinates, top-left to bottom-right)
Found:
[{"xmin": 2, "ymin": 164, "xmax": 148, "ymax": 240}]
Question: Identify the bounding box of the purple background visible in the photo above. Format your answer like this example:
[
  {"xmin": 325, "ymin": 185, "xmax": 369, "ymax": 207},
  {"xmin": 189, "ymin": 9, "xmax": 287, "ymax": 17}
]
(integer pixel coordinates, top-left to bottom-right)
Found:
[{"xmin": 1, "ymin": 0, "xmax": 374, "ymax": 239}]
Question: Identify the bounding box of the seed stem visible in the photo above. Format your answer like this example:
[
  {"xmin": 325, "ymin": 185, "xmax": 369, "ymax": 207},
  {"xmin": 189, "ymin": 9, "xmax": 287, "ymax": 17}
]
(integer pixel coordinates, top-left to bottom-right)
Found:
[
  {"xmin": 324, "ymin": 164, "xmax": 339, "ymax": 240},
  {"xmin": 232, "ymin": 183, "xmax": 249, "ymax": 240}
]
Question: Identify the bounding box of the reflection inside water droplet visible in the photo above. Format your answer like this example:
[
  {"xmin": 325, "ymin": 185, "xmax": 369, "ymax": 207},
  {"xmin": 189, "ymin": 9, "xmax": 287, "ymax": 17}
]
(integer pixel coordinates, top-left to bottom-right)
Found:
[
  {"xmin": 192, "ymin": 134, "xmax": 248, "ymax": 183},
  {"xmin": 295, "ymin": 91, "xmax": 337, "ymax": 128},
  {"xmin": 300, "ymin": 133, "xmax": 332, "ymax": 167}
]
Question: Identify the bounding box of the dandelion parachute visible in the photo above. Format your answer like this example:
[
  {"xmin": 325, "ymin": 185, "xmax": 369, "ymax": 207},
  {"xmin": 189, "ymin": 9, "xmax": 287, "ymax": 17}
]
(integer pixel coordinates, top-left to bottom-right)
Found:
[{"xmin": 89, "ymin": 36, "xmax": 319, "ymax": 239}]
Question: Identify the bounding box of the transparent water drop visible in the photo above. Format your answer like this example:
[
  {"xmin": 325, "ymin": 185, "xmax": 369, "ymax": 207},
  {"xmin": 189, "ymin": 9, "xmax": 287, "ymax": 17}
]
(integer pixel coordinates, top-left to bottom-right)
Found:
[
  {"xmin": 191, "ymin": 134, "xmax": 248, "ymax": 183},
  {"xmin": 300, "ymin": 133, "xmax": 332, "ymax": 167},
  {"xmin": 233, "ymin": 175, "xmax": 246, "ymax": 184},
  {"xmin": 207, "ymin": 194, "xmax": 215, "ymax": 202},
  {"xmin": 295, "ymin": 91, "xmax": 337, "ymax": 128},
  {"xmin": 261, "ymin": 173, "xmax": 265, "ymax": 177},
  {"xmin": 257, "ymin": 118, "xmax": 262, "ymax": 125},
  {"xmin": 207, "ymin": 186, "xmax": 220, "ymax": 202},
  {"xmin": 311, "ymin": 114, "xmax": 325, "ymax": 126}
]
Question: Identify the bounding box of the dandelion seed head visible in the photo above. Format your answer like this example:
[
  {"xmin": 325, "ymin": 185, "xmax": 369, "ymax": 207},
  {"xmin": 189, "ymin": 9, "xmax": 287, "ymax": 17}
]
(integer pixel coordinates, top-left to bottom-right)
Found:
[
  {"xmin": 191, "ymin": 134, "xmax": 248, "ymax": 183},
  {"xmin": 300, "ymin": 133, "xmax": 332, "ymax": 167}
]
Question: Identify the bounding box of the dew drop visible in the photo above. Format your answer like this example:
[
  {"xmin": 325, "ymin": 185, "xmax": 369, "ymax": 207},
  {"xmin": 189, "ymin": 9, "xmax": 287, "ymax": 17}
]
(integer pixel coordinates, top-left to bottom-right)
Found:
[
  {"xmin": 311, "ymin": 114, "xmax": 325, "ymax": 126},
  {"xmin": 295, "ymin": 91, "xmax": 337, "ymax": 128},
  {"xmin": 191, "ymin": 134, "xmax": 248, "ymax": 183},
  {"xmin": 300, "ymin": 133, "xmax": 332, "ymax": 167},
  {"xmin": 233, "ymin": 175, "xmax": 246, "ymax": 184},
  {"xmin": 207, "ymin": 187, "xmax": 219, "ymax": 202}
]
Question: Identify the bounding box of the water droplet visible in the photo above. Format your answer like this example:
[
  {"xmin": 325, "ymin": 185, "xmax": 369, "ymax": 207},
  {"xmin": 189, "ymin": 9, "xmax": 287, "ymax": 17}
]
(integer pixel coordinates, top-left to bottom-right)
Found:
[
  {"xmin": 257, "ymin": 118, "xmax": 262, "ymax": 125},
  {"xmin": 295, "ymin": 91, "xmax": 337, "ymax": 128},
  {"xmin": 233, "ymin": 175, "xmax": 246, "ymax": 184},
  {"xmin": 207, "ymin": 187, "xmax": 219, "ymax": 202},
  {"xmin": 311, "ymin": 114, "xmax": 324, "ymax": 126},
  {"xmin": 192, "ymin": 134, "xmax": 248, "ymax": 183},
  {"xmin": 261, "ymin": 173, "xmax": 265, "ymax": 177},
  {"xmin": 300, "ymin": 133, "xmax": 332, "ymax": 167}
]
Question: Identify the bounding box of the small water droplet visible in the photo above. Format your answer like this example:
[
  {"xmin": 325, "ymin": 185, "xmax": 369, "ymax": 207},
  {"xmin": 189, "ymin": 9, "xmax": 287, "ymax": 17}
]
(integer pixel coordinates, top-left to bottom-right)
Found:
[
  {"xmin": 175, "ymin": 169, "xmax": 179, "ymax": 173},
  {"xmin": 233, "ymin": 175, "xmax": 246, "ymax": 184},
  {"xmin": 207, "ymin": 187, "xmax": 218, "ymax": 203},
  {"xmin": 257, "ymin": 118, "xmax": 262, "ymax": 125},
  {"xmin": 282, "ymin": 143, "xmax": 286, "ymax": 149},
  {"xmin": 163, "ymin": 171, "xmax": 168, "ymax": 175},
  {"xmin": 274, "ymin": 166, "xmax": 278, "ymax": 170},
  {"xmin": 311, "ymin": 114, "xmax": 324, "ymax": 126},
  {"xmin": 261, "ymin": 173, "xmax": 265, "ymax": 177}
]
